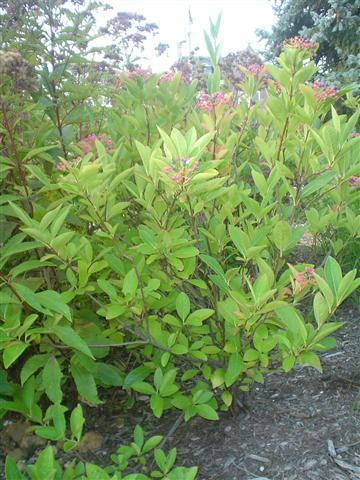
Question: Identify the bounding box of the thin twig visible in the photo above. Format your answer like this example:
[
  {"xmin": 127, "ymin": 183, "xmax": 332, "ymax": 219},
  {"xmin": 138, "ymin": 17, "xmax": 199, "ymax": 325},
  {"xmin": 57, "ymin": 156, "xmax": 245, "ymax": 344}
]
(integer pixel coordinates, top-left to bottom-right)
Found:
[
  {"xmin": 150, "ymin": 414, "xmax": 184, "ymax": 470},
  {"xmin": 1, "ymin": 102, "xmax": 34, "ymax": 216},
  {"xmin": 0, "ymin": 270, "xmax": 24, "ymax": 304},
  {"xmin": 160, "ymin": 414, "xmax": 184, "ymax": 450},
  {"xmin": 47, "ymin": 340, "xmax": 148, "ymax": 349}
]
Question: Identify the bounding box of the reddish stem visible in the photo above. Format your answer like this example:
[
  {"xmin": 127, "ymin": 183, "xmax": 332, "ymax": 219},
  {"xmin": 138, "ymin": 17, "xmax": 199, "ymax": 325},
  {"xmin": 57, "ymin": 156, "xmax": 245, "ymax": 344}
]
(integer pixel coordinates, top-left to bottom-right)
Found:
[
  {"xmin": 0, "ymin": 270, "xmax": 25, "ymax": 305},
  {"xmin": 1, "ymin": 103, "xmax": 34, "ymax": 216}
]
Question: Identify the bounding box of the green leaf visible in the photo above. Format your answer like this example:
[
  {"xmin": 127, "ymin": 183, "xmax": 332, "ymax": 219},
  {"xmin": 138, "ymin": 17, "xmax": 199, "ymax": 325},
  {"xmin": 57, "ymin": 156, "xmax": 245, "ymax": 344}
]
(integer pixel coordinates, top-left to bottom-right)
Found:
[
  {"xmin": 122, "ymin": 268, "xmax": 138, "ymax": 297},
  {"xmin": 272, "ymin": 220, "xmax": 292, "ymax": 253},
  {"xmin": 22, "ymin": 375, "xmax": 35, "ymax": 414},
  {"xmin": 27, "ymin": 446, "xmax": 56, "ymax": 480},
  {"xmin": 123, "ymin": 366, "xmax": 151, "ymax": 389},
  {"xmin": 3, "ymin": 342, "xmax": 28, "ymax": 368},
  {"xmin": 276, "ymin": 306, "xmax": 307, "ymax": 344},
  {"xmin": 95, "ymin": 363, "xmax": 123, "ymax": 387},
  {"xmin": 150, "ymin": 394, "xmax": 164, "ymax": 418},
  {"xmin": 33, "ymin": 426, "xmax": 61, "ymax": 441},
  {"xmin": 337, "ymin": 272, "xmax": 360, "ymax": 304},
  {"xmin": 194, "ymin": 404, "xmax": 219, "ymax": 420},
  {"xmin": 132, "ymin": 382, "xmax": 155, "ymax": 395},
  {"xmin": 0, "ymin": 370, "xmax": 14, "ymax": 397},
  {"xmin": 97, "ymin": 279, "xmax": 118, "ymax": 299},
  {"xmin": 143, "ymin": 435, "xmax": 163, "ymax": 454},
  {"xmin": 243, "ymin": 349, "xmax": 259, "ymax": 362},
  {"xmin": 70, "ymin": 362, "xmax": 100, "ymax": 405},
  {"xmin": 23, "ymin": 145, "xmax": 56, "ymax": 161},
  {"xmin": 134, "ymin": 425, "xmax": 144, "ymax": 450},
  {"xmin": 299, "ymin": 351, "xmax": 322, "ymax": 373},
  {"xmin": 252, "ymin": 169, "xmax": 268, "ymax": 197},
  {"xmin": 204, "ymin": 31, "xmax": 216, "ymax": 66},
  {"xmin": 301, "ymin": 171, "xmax": 335, "ymax": 199},
  {"xmin": 8, "ymin": 202, "xmax": 33, "ymax": 227},
  {"xmin": 171, "ymin": 344, "xmax": 188, "ymax": 355},
  {"xmin": 211, "ymin": 369, "xmax": 225, "ymax": 388},
  {"xmin": 154, "ymin": 448, "xmax": 167, "ymax": 471},
  {"xmin": 42, "ymin": 356, "xmax": 63, "ymax": 404},
  {"xmin": 159, "ymin": 369, "xmax": 178, "ymax": 396},
  {"xmin": 171, "ymin": 394, "xmax": 192, "ymax": 410},
  {"xmin": 51, "ymin": 207, "xmax": 71, "ymax": 236},
  {"xmin": 12, "ymin": 283, "xmax": 49, "ymax": 315},
  {"xmin": 313, "ymin": 292, "xmax": 328, "ymax": 328},
  {"xmin": 221, "ymin": 391, "xmax": 233, "ymax": 408},
  {"xmin": 85, "ymin": 464, "xmax": 111, "ymax": 480},
  {"xmin": 21, "ymin": 354, "xmax": 50, "ymax": 386},
  {"xmin": 158, "ymin": 128, "xmax": 178, "ymax": 158},
  {"xmin": 52, "ymin": 325, "xmax": 94, "ymax": 359},
  {"xmin": 186, "ymin": 309, "xmax": 214, "ymax": 326},
  {"xmin": 173, "ymin": 247, "xmax": 199, "ymax": 258},
  {"xmin": 40, "ymin": 205, "xmax": 62, "ymax": 230},
  {"xmin": 70, "ymin": 404, "xmax": 84, "ymax": 441},
  {"xmin": 47, "ymin": 403, "xmax": 66, "ymax": 437},
  {"xmin": 314, "ymin": 273, "xmax": 334, "ymax": 311},
  {"xmin": 228, "ymin": 226, "xmax": 247, "ymax": 257},
  {"xmin": 5, "ymin": 456, "xmax": 25, "ymax": 480},
  {"xmin": 1, "ymin": 240, "xmax": 42, "ymax": 264},
  {"xmin": 199, "ymin": 254, "xmax": 226, "ymax": 277},
  {"xmin": 312, "ymin": 322, "xmax": 343, "ymax": 344},
  {"xmin": 36, "ymin": 290, "xmax": 71, "ymax": 321},
  {"xmin": 176, "ymin": 292, "xmax": 190, "ymax": 321},
  {"xmin": 282, "ymin": 356, "xmax": 295, "ymax": 372},
  {"xmin": 324, "ymin": 256, "xmax": 342, "ymax": 296},
  {"xmin": 9, "ymin": 260, "xmax": 54, "ymax": 278},
  {"xmin": 225, "ymin": 353, "xmax": 244, "ymax": 387}
]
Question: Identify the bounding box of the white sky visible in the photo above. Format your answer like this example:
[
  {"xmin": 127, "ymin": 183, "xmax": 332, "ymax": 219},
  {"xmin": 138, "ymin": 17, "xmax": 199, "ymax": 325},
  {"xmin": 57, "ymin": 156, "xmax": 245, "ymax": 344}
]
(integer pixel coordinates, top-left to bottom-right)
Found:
[{"xmin": 104, "ymin": 0, "xmax": 275, "ymax": 70}]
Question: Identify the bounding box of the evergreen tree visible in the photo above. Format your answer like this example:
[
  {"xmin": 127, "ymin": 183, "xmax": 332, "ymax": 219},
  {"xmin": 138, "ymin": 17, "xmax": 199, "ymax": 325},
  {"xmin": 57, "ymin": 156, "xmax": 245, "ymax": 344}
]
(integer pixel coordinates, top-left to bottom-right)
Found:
[{"xmin": 258, "ymin": 0, "xmax": 360, "ymax": 85}]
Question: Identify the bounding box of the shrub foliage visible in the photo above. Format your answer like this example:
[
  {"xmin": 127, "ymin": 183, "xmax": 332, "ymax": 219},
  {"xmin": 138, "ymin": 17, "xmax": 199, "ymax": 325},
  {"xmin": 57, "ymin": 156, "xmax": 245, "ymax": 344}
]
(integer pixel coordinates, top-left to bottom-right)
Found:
[{"xmin": 0, "ymin": 12, "xmax": 359, "ymax": 475}]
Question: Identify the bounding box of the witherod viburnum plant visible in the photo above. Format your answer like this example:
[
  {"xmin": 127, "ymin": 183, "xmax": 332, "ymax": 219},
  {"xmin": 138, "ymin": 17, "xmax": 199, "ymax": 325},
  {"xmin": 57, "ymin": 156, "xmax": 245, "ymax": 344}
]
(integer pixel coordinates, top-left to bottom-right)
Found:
[{"xmin": 0, "ymin": 12, "xmax": 360, "ymax": 478}]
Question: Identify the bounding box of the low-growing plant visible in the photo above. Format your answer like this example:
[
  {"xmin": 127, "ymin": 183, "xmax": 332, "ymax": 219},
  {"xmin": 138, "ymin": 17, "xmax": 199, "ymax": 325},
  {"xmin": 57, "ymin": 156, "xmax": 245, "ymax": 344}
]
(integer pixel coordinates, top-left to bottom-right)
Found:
[
  {"xmin": 5, "ymin": 424, "xmax": 198, "ymax": 480},
  {"xmin": 0, "ymin": 11, "xmax": 359, "ymax": 456}
]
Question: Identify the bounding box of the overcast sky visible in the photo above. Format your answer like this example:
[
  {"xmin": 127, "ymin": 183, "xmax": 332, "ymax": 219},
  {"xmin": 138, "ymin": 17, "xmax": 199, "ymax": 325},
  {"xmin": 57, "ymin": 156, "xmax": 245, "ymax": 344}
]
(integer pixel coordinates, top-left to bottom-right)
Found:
[{"xmin": 104, "ymin": 0, "xmax": 275, "ymax": 70}]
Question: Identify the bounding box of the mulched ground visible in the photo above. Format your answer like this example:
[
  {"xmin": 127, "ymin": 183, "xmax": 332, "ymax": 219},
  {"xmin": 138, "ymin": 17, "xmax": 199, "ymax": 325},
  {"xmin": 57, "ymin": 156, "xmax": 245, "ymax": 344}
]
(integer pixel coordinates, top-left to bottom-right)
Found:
[
  {"xmin": 1, "ymin": 302, "xmax": 359, "ymax": 480},
  {"xmin": 171, "ymin": 303, "xmax": 360, "ymax": 480}
]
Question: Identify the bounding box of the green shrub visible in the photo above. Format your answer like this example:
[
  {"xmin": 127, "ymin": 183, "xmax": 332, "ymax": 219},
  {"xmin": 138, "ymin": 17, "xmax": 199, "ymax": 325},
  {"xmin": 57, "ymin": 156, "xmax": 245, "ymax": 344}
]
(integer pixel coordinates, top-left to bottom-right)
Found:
[
  {"xmin": 0, "ymin": 13, "xmax": 359, "ymax": 447},
  {"xmin": 5, "ymin": 424, "xmax": 198, "ymax": 480}
]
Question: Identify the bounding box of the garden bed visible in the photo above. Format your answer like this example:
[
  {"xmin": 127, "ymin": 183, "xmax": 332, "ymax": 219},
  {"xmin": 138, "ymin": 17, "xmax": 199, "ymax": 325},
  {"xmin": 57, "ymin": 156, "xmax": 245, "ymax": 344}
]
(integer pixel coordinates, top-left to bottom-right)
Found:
[{"xmin": 3, "ymin": 302, "xmax": 358, "ymax": 480}]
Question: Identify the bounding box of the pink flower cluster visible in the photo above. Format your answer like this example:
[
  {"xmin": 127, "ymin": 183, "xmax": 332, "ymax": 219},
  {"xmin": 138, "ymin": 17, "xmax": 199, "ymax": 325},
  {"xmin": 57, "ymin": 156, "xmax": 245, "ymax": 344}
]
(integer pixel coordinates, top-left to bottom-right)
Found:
[
  {"xmin": 273, "ymin": 81, "xmax": 282, "ymax": 94},
  {"xmin": 351, "ymin": 132, "xmax": 360, "ymax": 138},
  {"xmin": 115, "ymin": 69, "xmax": 152, "ymax": 88},
  {"xmin": 304, "ymin": 267, "xmax": 315, "ymax": 279},
  {"xmin": 196, "ymin": 91, "xmax": 232, "ymax": 112},
  {"xmin": 127, "ymin": 69, "xmax": 151, "ymax": 81},
  {"xmin": 312, "ymin": 81, "xmax": 337, "ymax": 102},
  {"xmin": 163, "ymin": 157, "xmax": 199, "ymax": 186},
  {"xmin": 247, "ymin": 63, "xmax": 266, "ymax": 77},
  {"xmin": 349, "ymin": 176, "xmax": 360, "ymax": 188},
  {"xmin": 282, "ymin": 36, "xmax": 318, "ymax": 55},
  {"xmin": 291, "ymin": 266, "xmax": 316, "ymax": 295},
  {"xmin": 158, "ymin": 71, "xmax": 176, "ymax": 84},
  {"xmin": 56, "ymin": 156, "xmax": 81, "ymax": 171},
  {"xmin": 158, "ymin": 71, "xmax": 190, "ymax": 85},
  {"xmin": 115, "ymin": 76, "xmax": 123, "ymax": 88},
  {"xmin": 79, "ymin": 134, "xmax": 113, "ymax": 154}
]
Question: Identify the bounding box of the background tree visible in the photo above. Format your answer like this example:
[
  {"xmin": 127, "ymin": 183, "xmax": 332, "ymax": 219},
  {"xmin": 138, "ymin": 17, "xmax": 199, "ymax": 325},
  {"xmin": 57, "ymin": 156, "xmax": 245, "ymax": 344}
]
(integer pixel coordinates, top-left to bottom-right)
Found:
[
  {"xmin": 171, "ymin": 47, "xmax": 262, "ymax": 94},
  {"xmin": 100, "ymin": 11, "xmax": 165, "ymax": 70},
  {"xmin": 0, "ymin": 0, "xmax": 166, "ymax": 159},
  {"xmin": 220, "ymin": 47, "xmax": 262, "ymax": 99},
  {"xmin": 257, "ymin": 0, "xmax": 360, "ymax": 85}
]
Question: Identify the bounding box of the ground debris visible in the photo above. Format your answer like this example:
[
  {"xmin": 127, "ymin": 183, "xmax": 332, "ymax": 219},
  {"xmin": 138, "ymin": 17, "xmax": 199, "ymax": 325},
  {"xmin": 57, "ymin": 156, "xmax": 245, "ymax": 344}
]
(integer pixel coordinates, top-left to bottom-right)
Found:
[
  {"xmin": 246, "ymin": 453, "xmax": 271, "ymax": 464},
  {"xmin": 1, "ymin": 304, "xmax": 359, "ymax": 480}
]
